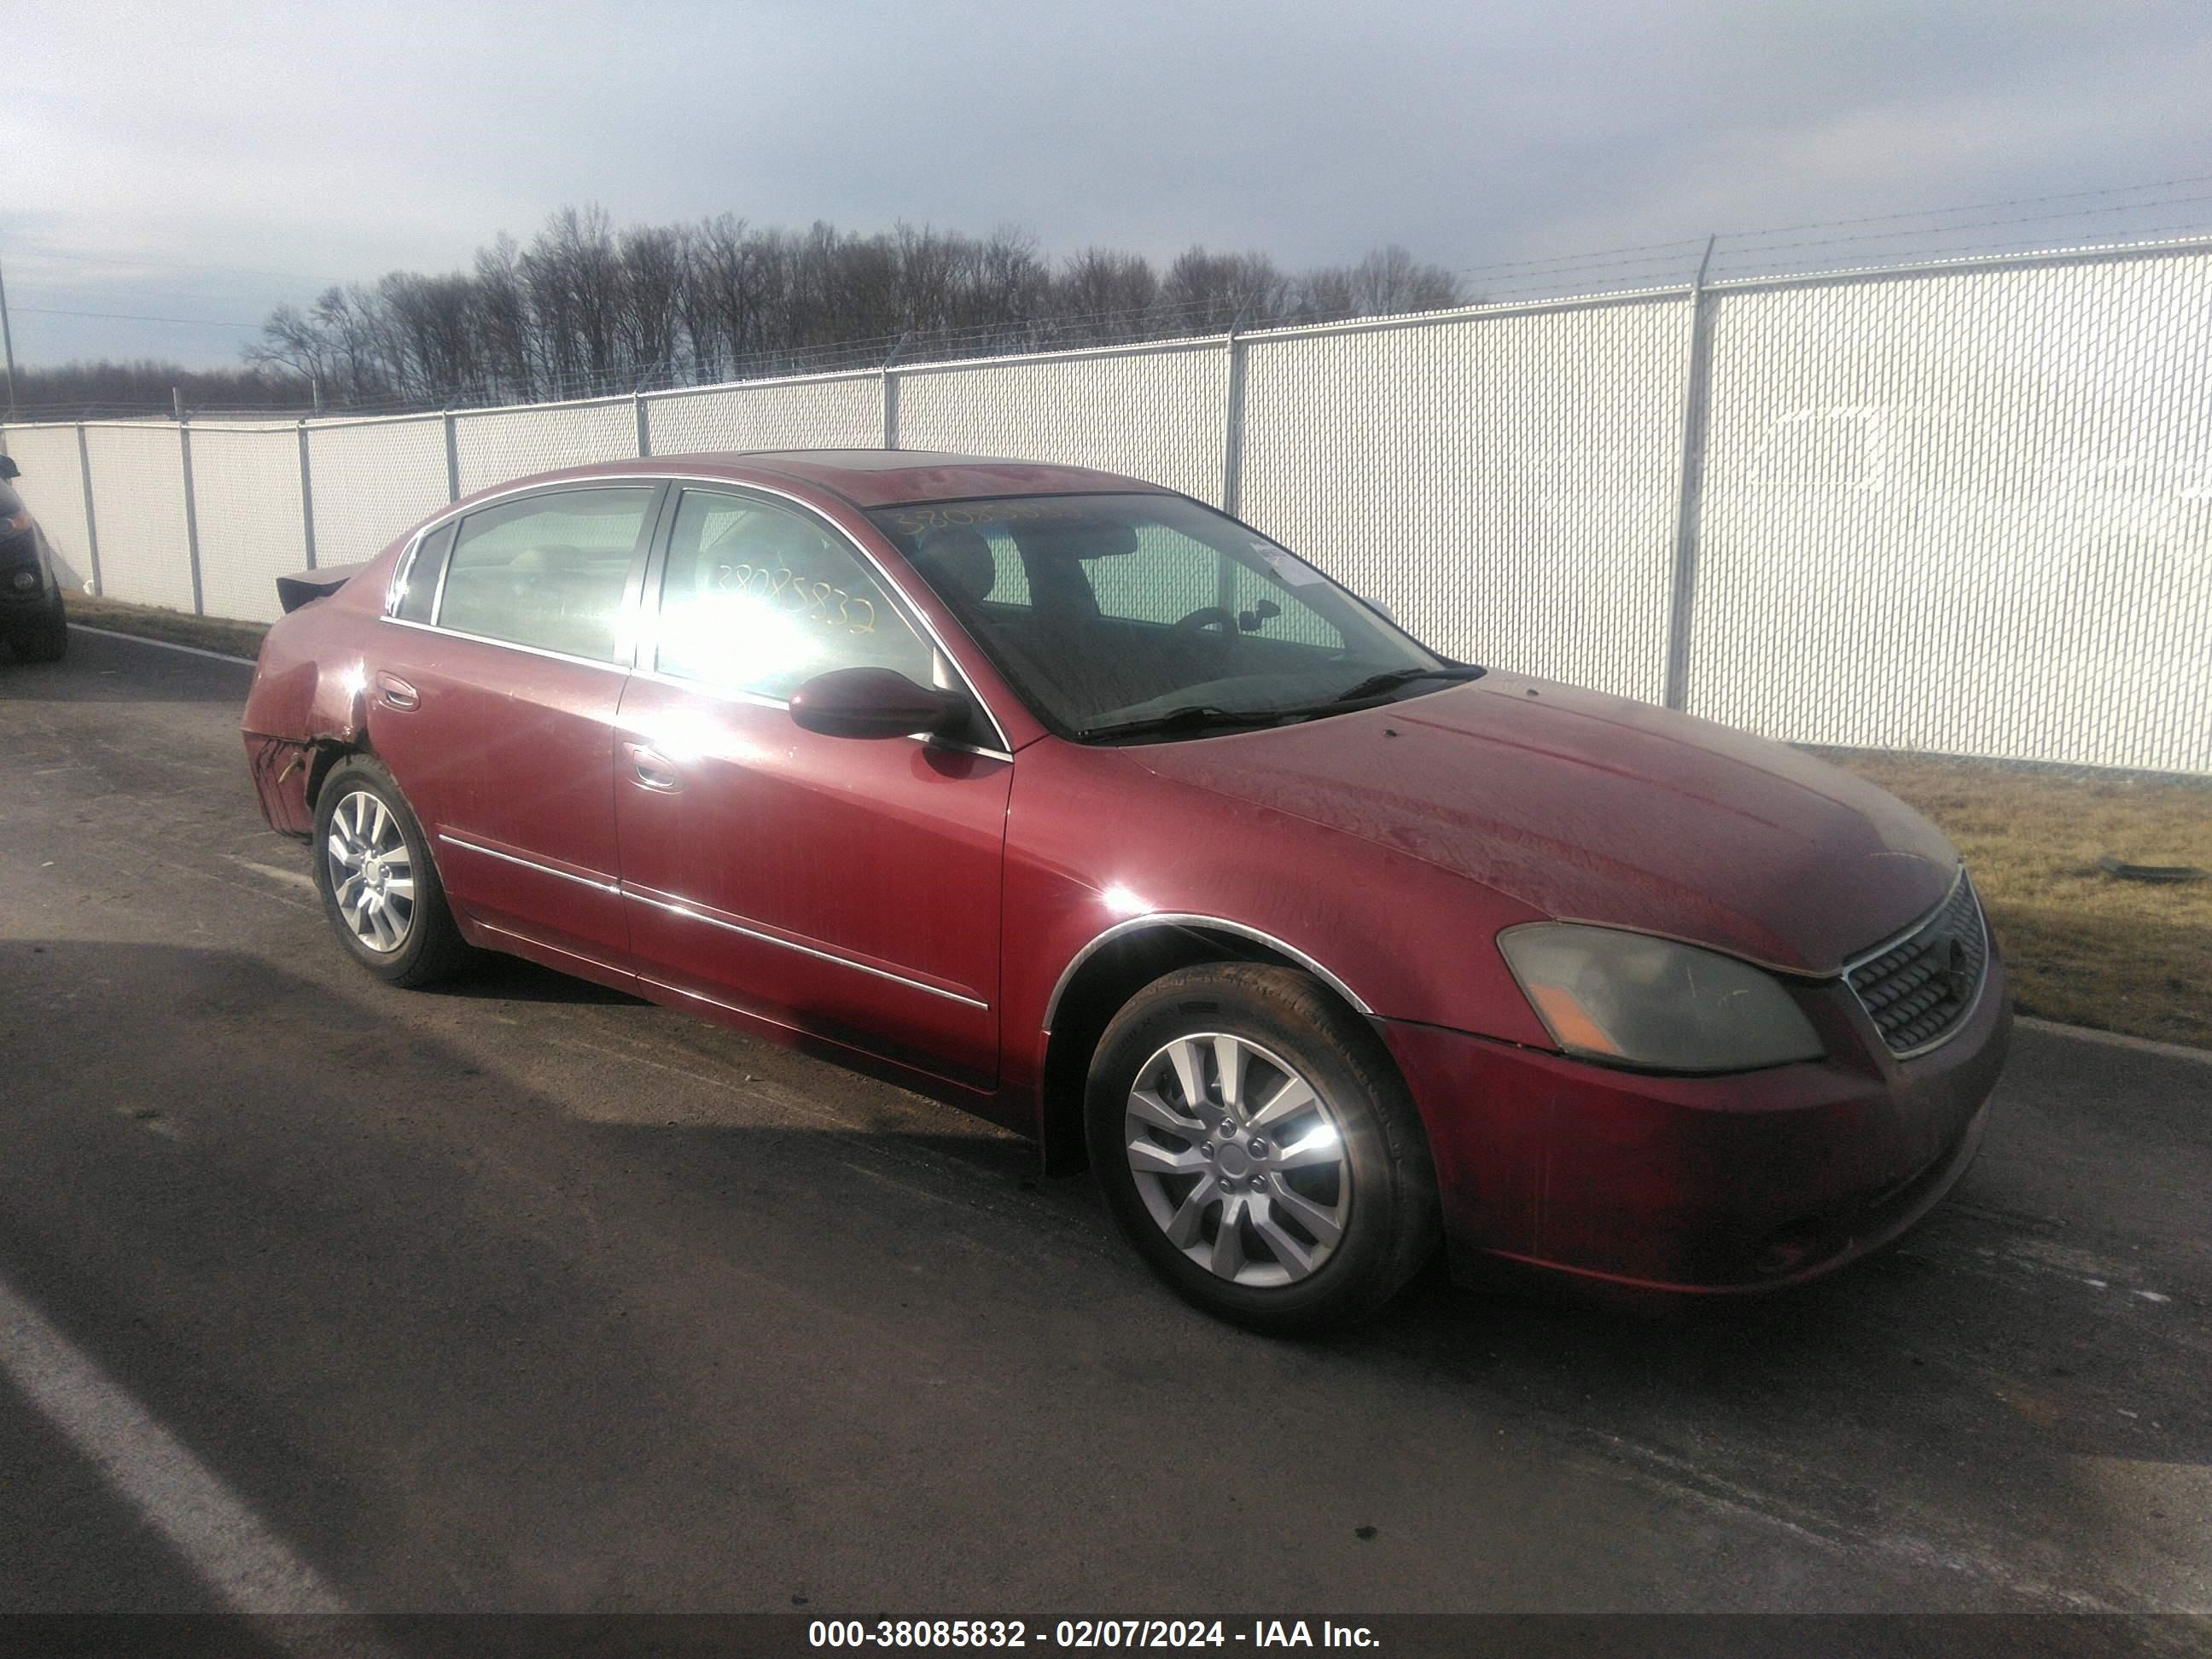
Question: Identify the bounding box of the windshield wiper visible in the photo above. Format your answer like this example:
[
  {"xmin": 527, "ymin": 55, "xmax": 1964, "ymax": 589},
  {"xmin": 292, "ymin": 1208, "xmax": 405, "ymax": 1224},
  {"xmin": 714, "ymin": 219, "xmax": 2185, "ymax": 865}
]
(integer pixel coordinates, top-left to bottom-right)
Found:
[
  {"xmin": 1307, "ymin": 663, "xmax": 1486, "ymax": 708},
  {"xmin": 1076, "ymin": 705, "xmax": 1293, "ymax": 743},
  {"xmin": 1078, "ymin": 667, "xmax": 1485, "ymax": 742}
]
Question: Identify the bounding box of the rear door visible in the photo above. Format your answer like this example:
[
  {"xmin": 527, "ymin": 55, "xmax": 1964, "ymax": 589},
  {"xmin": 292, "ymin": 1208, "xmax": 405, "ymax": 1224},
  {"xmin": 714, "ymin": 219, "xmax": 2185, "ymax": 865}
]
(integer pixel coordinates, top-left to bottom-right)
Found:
[
  {"xmin": 612, "ymin": 486, "xmax": 1011, "ymax": 1087},
  {"xmin": 367, "ymin": 481, "xmax": 662, "ymax": 975}
]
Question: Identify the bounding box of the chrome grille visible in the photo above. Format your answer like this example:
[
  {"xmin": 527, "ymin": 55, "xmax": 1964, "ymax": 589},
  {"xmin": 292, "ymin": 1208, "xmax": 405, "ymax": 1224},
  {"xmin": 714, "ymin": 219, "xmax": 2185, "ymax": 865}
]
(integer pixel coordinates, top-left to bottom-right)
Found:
[{"xmin": 1847, "ymin": 876, "xmax": 1989, "ymax": 1057}]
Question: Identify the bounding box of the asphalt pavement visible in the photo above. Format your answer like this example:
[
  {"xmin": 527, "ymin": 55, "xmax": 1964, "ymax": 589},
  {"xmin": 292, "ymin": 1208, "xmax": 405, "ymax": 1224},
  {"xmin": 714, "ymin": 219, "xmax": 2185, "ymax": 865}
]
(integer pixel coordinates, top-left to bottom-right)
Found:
[{"xmin": 1, "ymin": 627, "xmax": 2206, "ymax": 1634}]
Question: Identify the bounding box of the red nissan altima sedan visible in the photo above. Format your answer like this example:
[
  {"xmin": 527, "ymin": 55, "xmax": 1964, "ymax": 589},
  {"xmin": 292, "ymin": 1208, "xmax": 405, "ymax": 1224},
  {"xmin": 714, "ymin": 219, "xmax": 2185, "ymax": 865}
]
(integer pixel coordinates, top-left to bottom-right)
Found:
[{"xmin": 241, "ymin": 451, "xmax": 2010, "ymax": 1330}]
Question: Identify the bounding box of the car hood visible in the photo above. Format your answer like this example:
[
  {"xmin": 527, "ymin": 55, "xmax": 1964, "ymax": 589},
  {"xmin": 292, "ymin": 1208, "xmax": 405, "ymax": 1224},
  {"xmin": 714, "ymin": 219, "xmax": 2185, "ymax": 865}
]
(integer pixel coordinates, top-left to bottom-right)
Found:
[{"xmin": 1127, "ymin": 673, "xmax": 1958, "ymax": 976}]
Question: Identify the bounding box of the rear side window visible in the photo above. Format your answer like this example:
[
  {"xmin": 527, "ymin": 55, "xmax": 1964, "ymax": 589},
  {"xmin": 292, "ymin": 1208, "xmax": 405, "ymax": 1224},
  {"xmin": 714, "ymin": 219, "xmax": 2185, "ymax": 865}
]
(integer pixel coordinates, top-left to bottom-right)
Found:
[
  {"xmin": 436, "ymin": 486, "xmax": 655, "ymax": 662},
  {"xmin": 391, "ymin": 524, "xmax": 455, "ymax": 623}
]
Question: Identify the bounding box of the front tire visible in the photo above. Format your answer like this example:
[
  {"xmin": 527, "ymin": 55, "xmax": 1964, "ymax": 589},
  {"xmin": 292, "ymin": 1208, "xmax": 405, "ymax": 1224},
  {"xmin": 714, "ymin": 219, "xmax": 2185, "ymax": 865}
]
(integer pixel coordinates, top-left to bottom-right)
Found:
[
  {"xmin": 1086, "ymin": 963, "xmax": 1440, "ymax": 1333},
  {"xmin": 9, "ymin": 591, "xmax": 67, "ymax": 662},
  {"xmin": 312, "ymin": 755, "xmax": 473, "ymax": 987}
]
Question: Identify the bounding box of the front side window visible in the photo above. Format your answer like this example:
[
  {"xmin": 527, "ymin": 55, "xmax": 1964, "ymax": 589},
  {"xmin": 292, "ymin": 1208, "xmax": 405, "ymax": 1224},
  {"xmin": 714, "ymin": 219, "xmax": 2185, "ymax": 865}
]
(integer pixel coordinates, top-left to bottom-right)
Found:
[
  {"xmin": 871, "ymin": 493, "xmax": 1452, "ymax": 739},
  {"xmin": 654, "ymin": 490, "xmax": 938, "ymax": 701},
  {"xmin": 435, "ymin": 486, "xmax": 655, "ymax": 663}
]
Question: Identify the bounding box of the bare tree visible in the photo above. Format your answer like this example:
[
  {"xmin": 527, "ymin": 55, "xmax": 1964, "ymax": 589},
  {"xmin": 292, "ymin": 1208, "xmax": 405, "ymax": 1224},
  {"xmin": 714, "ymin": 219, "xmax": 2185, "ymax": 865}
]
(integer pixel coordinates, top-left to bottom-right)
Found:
[
  {"xmin": 1289, "ymin": 265, "xmax": 1359, "ymax": 324},
  {"xmin": 620, "ymin": 223, "xmax": 690, "ymax": 384},
  {"xmin": 243, "ymin": 301, "xmax": 338, "ymax": 401},
  {"xmin": 1160, "ymin": 247, "xmax": 1291, "ymax": 331},
  {"xmin": 27, "ymin": 356, "xmax": 304, "ymax": 416},
  {"xmin": 969, "ymin": 225, "xmax": 1047, "ymax": 339},
  {"xmin": 474, "ymin": 234, "xmax": 540, "ymax": 400},
  {"xmin": 1055, "ymin": 247, "xmax": 1159, "ymax": 340},
  {"xmin": 241, "ymin": 205, "xmax": 1467, "ymax": 411},
  {"xmin": 380, "ymin": 271, "xmax": 480, "ymax": 398},
  {"xmin": 1350, "ymin": 245, "xmax": 1462, "ymax": 315},
  {"xmin": 684, "ymin": 213, "xmax": 754, "ymax": 378}
]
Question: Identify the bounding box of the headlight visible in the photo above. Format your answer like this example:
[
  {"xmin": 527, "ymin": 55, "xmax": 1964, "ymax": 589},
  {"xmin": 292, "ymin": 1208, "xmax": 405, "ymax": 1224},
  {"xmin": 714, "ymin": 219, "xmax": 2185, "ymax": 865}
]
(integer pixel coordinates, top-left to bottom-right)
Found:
[
  {"xmin": 1498, "ymin": 923, "xmax": 1824, "ymax": 1073},
  {"xmin": 2, "ymin": 509, "xmax": 30, "ymax": 535}
]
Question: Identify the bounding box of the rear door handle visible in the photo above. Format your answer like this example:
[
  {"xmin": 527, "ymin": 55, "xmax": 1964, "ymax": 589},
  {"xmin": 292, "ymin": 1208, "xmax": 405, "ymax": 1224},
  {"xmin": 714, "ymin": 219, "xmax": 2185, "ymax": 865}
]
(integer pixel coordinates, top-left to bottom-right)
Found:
[
  {"xmin": 375, "ymin": 672, "xmax": 419, "ymax": 712},
  {"xmin": 624, "ymin": 742, "xmax": 683, "ymax": 793}
]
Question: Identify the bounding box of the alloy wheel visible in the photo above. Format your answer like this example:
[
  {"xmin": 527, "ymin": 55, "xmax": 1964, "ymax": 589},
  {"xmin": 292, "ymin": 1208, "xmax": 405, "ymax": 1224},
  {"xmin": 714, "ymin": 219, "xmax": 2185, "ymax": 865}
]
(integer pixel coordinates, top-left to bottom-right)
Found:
[
  {"xmin": 1122, "ymin": 1033, "xmax": 1352, "ymax": 1288},
  {"xmin": 324, "ymin": 789, "xmax": 416, "ymax": 954}
]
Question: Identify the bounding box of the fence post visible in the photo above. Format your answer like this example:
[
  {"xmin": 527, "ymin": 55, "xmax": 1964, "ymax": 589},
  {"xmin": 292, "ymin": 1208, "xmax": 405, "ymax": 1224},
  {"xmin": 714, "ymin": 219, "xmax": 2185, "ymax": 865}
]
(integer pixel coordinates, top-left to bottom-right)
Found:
[
  {"xmin": 1220, "ymin": 324, "xmax": 1249, "ymax": 518},
  {"xmin": 177, "ymin": 405, "xmax": 205, "ymax": 617},
  {"xmin": 881, "ymin": 331, "xmax": 914, "ymax": 451},
  {"xmin": 1662, "ymin": 236, "xmax": 1719, "ymax": 712},
  {"xmin": 297, "ymin": 419, "xmax": 317, "ymax": 570},
  {"xmin": 634, "ymin": 388, "xmax": 651, "ymax": 458},
  {"xmin": 76, "ymin": 422, "xmax": 102, "ymax": 597},
  {"xmin": 443, "ymin": 409, "xmax": 461, "ymax": 502}
]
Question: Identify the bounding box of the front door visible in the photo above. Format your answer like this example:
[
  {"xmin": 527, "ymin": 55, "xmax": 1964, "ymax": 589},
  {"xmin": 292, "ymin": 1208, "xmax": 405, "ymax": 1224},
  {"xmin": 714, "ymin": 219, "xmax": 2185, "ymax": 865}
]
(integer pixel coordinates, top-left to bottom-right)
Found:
[
  {"xmin": 367, "ymin": 482, "xmax": 660, "ymax": 972},
  {"xmin": 613, "ymin": 487, "xmax": 1010, "ymax": 1088}
]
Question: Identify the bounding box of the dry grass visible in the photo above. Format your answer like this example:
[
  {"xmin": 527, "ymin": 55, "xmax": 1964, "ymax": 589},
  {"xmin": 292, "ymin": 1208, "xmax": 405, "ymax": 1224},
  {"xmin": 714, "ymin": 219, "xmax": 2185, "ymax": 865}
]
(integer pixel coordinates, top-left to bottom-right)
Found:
[
  {"xmin": 68, "ymin": 592, "xmax": 269, "ymax": 661},
  {"xmin": 1821, "ymin": 752, "xmax": 2212, "ymax": 1050}
]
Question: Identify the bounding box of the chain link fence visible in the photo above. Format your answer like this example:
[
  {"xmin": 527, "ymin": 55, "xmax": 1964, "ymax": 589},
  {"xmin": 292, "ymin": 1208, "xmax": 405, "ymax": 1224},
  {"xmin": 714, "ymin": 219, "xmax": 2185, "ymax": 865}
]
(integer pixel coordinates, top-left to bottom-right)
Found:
[{"xmin": 6, "ymin": 239, "xmax": 2208, "ymax": 773}]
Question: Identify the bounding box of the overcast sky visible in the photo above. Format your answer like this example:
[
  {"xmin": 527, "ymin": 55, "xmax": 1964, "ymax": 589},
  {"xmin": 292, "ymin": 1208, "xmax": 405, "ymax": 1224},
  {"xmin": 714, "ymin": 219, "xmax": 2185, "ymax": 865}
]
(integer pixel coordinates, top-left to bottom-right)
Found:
[{"xmin": 9, "ymin": 0, "xmax": 2212, "ymax": 369}]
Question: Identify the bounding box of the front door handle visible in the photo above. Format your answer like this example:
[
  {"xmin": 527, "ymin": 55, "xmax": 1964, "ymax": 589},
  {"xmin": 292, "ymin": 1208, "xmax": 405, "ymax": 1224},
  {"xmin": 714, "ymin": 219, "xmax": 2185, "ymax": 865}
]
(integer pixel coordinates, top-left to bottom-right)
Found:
[
  {"xmin": 624, "ymin": 742, "xmax": 683, "ymax": 793},
  {"xmin": 375, "ymin": 672, "xmax": 419, "ymax": 711}
]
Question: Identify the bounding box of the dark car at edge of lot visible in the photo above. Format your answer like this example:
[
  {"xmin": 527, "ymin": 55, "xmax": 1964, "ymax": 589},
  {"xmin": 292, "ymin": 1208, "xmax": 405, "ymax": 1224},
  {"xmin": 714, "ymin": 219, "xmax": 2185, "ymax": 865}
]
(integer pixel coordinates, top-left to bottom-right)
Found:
[
  {"xmin": 237, "ymin": 450, "xmax": 2011, "ymax": 1331},
  {"xmin": 0, "ymin": 455, "xmax": 69, "ymax": 662}
]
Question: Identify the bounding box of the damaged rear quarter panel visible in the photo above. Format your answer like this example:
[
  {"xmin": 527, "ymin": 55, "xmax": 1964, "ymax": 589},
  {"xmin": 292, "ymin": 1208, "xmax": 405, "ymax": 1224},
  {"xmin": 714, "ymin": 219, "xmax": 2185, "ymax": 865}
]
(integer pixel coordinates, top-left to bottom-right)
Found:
[{"xmin": 240, "ymin": 547, "xmax": 402, "ymax": 835}]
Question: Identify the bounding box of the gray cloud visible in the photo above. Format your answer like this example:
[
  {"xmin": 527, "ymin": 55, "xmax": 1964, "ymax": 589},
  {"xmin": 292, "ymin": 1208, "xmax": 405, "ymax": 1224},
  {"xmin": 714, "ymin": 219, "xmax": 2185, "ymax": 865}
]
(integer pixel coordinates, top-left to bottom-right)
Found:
[{"xmin": 8, "ymin": 0, "xmax": 2210, "ymax": 369}]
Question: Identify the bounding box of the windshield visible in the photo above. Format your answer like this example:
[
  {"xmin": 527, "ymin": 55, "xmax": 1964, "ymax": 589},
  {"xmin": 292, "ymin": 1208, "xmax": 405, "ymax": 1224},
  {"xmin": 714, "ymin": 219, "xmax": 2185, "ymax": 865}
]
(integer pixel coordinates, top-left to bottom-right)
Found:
[{"xmin": 868, "ymin": 493, "xmax": 1464, "ymax": 740}]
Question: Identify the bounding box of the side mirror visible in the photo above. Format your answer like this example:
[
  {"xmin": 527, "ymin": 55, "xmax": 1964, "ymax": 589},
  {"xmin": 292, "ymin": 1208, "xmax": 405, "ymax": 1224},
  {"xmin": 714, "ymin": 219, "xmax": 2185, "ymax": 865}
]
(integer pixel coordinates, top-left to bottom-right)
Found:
[
  {"xmin": 789, "ymin": 666, "xmax": 969, "ymax": 741},
  {"xmin": 1363, "ymin": 595, "xmax": 1396, "ymax": 624},
  {"xmin": 0, "ymin": 456, "xmax": 19, "ymax": 480}
]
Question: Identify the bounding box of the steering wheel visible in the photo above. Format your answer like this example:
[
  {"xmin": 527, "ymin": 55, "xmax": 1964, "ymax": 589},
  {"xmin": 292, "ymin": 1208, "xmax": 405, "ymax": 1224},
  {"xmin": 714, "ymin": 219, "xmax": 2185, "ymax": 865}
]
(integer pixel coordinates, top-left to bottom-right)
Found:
[{"xmin": 1171, "ymin": 606, "xmax": 1240, "ymax": 639}]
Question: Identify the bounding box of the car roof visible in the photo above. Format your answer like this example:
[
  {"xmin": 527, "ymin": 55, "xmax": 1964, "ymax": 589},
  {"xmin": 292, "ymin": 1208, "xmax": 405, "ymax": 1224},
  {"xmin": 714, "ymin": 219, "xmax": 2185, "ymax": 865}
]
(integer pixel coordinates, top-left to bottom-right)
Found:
[{"xmin": 587, "ymin": 449, "xmax": 1176, "ymax": 509}]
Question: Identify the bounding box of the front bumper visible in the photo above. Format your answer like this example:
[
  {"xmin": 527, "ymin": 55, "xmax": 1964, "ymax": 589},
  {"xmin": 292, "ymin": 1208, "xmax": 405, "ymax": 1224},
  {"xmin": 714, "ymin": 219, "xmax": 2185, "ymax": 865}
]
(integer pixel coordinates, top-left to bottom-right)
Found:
[{"xmin": 1379, "ymin": 945, "xmax": 2011, "ymax": 1293}]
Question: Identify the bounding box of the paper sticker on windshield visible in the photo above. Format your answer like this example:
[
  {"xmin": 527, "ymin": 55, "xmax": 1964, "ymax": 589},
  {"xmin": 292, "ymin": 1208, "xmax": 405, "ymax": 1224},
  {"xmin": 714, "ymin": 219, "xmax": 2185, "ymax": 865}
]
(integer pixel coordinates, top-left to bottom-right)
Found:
[{"xmin": 1250, "ymin": 541, "xmax": 1325, "ymax": 586}]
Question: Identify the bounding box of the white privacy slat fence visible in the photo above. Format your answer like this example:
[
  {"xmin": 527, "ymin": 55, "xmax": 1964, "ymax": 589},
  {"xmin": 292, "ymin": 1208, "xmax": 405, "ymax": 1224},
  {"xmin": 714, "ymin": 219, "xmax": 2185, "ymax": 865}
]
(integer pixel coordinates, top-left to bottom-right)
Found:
[
  {"xmin": 894, "ymin": 340, "xmax": 1231, "ymax": 506},
  {"xmin": 187, "ymin": 427, "xmax": 308, "ymax": 627},
  {"xmin": 76, "ymin": 425, "xmax": 195, "ymax": 614},
  {"xmin": 644, "ymin": 372, "xmax": 884, "ymax": 456},
  {"xmin": 1237, "ymin": 294, "xmax": 1693, "ymax": 705},
  {"xmin": 304, "ymin": 417, "xmax": 451, "ymax": 573},
  {"xmin": 7, "ymin": 240, "xmax": 2209, "ymax": 771}
]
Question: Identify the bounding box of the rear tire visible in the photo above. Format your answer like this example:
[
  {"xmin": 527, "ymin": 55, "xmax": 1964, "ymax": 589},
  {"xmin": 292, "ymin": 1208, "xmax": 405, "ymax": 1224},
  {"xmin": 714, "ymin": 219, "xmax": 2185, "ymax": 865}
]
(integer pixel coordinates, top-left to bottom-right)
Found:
[
  {"xmin": 10, "ymin": 591, "xmax": 67, "ymax": 662},
  {"xmin": 312, "ymin": 754, "xmax": 474, "ymax": 987},
  {"xmin": 1086, "ymin": 963, "xmax": 1440, "ymax": 1334}
]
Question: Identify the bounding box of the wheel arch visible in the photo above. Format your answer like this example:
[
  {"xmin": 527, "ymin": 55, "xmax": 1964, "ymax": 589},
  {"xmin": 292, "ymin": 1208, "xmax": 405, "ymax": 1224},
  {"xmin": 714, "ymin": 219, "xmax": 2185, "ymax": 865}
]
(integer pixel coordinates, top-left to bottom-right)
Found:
[
  {"xmin": 303, "ymin": 728, "xmax": 380, "ymax": 818},
  {"xmin": 1036, "ymin": 917, "xmax": 1382, "ymax": 1175}
]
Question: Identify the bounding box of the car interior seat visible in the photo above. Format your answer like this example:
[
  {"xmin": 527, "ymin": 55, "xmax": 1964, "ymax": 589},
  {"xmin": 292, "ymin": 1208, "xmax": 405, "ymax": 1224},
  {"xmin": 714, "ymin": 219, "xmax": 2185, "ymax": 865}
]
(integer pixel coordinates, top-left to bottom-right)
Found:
[{"xmin": 908, "ymin": 527, "xmax": 997, "ymax": 607}]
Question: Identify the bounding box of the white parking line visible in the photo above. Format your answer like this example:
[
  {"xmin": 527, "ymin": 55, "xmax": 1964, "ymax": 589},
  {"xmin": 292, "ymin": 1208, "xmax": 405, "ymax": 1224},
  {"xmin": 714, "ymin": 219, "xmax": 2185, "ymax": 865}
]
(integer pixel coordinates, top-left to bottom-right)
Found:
[
  {"xmin": 0, "ymin": 1265, "xmax": 354, "ymax": 1615},
  {"xmin": 225, "ymin": 855, "xmax": 317, "ymax": 893},
  {"xmin": 2017, "ymin": 1015, "xmax": 2212, "ymax": 1067},
  {"xmin": 67, "ymin": 623, "xmax": 257, "ymax": 666}
]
